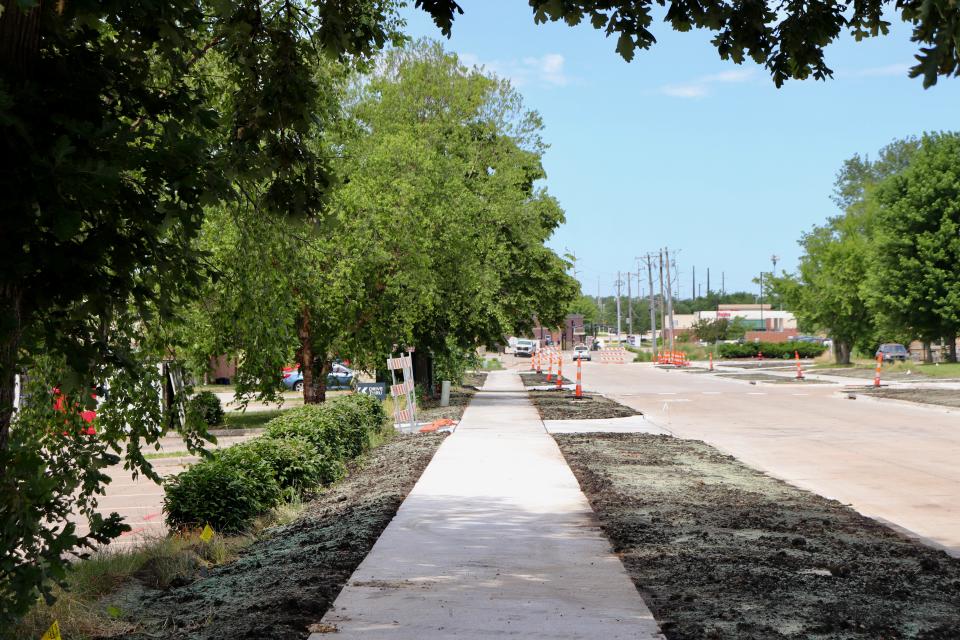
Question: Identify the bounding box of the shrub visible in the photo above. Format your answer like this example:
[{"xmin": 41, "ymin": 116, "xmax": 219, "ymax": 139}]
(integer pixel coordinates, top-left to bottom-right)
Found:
[
  {"xmin": 217, "ymin": 437, "xmax": 342, "ymax": 493},
  {"xmin": 163, "ymin": 456, "xmax": 280, "ymax": 533},
  {"xmin": 717, "ymin": 341, "xmax": 827, "ymax": 359},
  {"xmin": 187, "ymin": 391, "xmax": 224, "ymax": 427},
  {"xmin": 264, "ymin": 405, "xmax": 346, "ymax": 458}
]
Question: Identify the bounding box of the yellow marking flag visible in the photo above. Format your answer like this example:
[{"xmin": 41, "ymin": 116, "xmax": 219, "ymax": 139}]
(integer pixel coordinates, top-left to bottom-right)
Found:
[
  {"xmin": 41, "ymin": 621, "xmax": 61, "ymax": 640},
  {"xmin": 200, "ymin": 524, "xmax": 215, "ymax": 543}
]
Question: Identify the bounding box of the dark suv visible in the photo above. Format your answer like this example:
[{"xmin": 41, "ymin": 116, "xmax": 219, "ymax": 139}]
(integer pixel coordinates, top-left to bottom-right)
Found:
[{"xmin": 876, "ymin": 343, "xmax": 909, "ymax": 362}]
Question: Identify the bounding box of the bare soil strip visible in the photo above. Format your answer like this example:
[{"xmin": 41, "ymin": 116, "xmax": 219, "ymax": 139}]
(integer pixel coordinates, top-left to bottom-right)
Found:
[
  {"xmin": 416, "ymin": 372, "xmax": 487, "ymax": 422},
  {"xmin": 520, "ymin": 371, "xmax": 574, "ymax": 387},
  {"xmin": 113, "ymin": 434, "xmax": 447, "ymax": 640},
  {"xmin": 556, "ymin": 433, "xmax": 960, "ymax": 640},
  {"xmin": 860, "ymin": 387, "xmax": 960, "ymax": 408},
  {"xmin": 716, "ymin": 372, "xmax": 830, "ymax": 384},
  {"xmin": 528, "ymin": 389, "xmax": 639, "ymax": 420}
]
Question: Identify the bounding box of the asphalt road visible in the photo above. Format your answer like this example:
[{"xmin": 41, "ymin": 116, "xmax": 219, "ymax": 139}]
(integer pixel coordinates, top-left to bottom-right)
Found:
[{"xmin": 508, "ymin": 353, "xmax": 960, "ymax": 557}]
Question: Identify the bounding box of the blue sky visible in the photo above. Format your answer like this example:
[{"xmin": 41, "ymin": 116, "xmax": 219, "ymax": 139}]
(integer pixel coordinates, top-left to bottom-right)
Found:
[{"xmin": 399, "ymin": 2, "xmax": 960, "ymax": 298}]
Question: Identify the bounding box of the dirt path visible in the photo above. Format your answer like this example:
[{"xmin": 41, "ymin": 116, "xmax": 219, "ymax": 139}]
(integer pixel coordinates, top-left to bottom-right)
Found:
[
  {"xmin": 113, "ymin": 434, "xmax": 446, "ymax": 640},
  {"xmin": 556, "ymin": 433, "xmax": 960, "ymax": 640}
]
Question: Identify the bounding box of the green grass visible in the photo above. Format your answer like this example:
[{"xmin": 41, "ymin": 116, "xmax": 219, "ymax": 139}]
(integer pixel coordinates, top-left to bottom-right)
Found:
[
  {"xmin": 811, "ymin": 360, "xmax": 960, "ymax": 378},
  {"xmin": 479, "ymin": 358, "xmax": 504, "ymax": 371},
  {"xmin": 144, "ymin": 451, "xmax": 192, "ymax": 460},
  {"xmin": 194, "ymin": 383, "xmax": 235, "ymax": 393},
  {"xmin": 886, "ymin": 361, "xmax": 960, "ymax": 377},
  {"xmin": 14, "ymin": 527, "xmax": 261, "ymax": 639},
  {"xmin": 221, "ymin": 409, "xmax": 287, "ymax": 430}
]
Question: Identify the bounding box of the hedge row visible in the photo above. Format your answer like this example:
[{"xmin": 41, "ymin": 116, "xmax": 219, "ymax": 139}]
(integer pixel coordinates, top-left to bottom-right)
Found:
[
  {"xmin": 717, "ymin": 341, "xmax": 828, "ymax": 359},
  {"xmin": 163, "ymin": 393, "xmax": 387, "ymax": 533}
]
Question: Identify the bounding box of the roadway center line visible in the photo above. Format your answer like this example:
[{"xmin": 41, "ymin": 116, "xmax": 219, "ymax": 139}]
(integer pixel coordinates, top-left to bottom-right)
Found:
[
  {"xmin": 702, "ymin": 391, "xmax": 721, "ymax": 395},
  {"xmin": 792, "ymin": 393, "xmax": 809, "ymax": 396},
  {"xmin": 747, "ymin": 392, "xmax": 767, "ymax": 395}
]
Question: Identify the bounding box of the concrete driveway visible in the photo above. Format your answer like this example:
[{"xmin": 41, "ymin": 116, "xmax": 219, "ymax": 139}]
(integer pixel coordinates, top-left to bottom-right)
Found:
[{"xmin": 507, "ymin": 353, "xmax": 960, "ymax": 557}]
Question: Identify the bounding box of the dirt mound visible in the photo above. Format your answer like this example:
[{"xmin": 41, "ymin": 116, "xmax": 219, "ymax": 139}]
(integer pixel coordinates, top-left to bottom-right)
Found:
[
  {"xmin": 556, "ymin": 433, "xmax": 960, "ymax": 639},
  {"xmin": 113, "ymin": 435, "xmax": 445, "ymax": 640}
]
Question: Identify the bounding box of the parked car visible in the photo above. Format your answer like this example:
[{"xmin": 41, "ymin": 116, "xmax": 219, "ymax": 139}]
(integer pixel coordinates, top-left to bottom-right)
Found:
[
  {"xmin": 573, "ymin": 344, "xmax": 591, "ymax": 361},
  {"xmin": 876, "ymin": 343, "xmax": 909, "ymax": 362},
  {"xmin": 282, "ymin": 363, "xmax": 355, "ymax": 391},
  {"xmin": 514, "ymin": 339, "xmax": 539, "ymax": 357}
]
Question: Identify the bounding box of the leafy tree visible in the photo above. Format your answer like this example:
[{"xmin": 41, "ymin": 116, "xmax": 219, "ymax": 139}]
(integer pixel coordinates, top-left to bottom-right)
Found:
[
  {"xmin": 691, "ymin": 317, "xmax": 747, "ymax": 342},
  {"xmin": 337, "ymin": 42, "xmax": 577, "ymax": 385},
  {"xmin": 772, "ymin": 139, "xmax": 919, "ymax": 363},
  {"xmin": 0, "ymin": 0, "xmax": 400, "ymax": 626},
  {"xmin": 569, "ymin": 295, "xmax": 600, "ymax": 325},
  {"xmin": 868, "ymin": 132, "xmax": 960, "ymax": 362},
  {"xmin": 420, "ymin": 0, "xmax": 960, "ymax": 87}
]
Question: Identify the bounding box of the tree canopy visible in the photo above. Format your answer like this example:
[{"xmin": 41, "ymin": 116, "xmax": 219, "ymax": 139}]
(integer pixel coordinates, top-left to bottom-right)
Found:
[
  {"xmin": 868, "ymin": 132, "xmax": 960, "ymax": 360},
  {"xmin": 774, "ymin": 134, "xmax": 960, "ymax": 363},
  {"xmin": 417, "ymin": 0, "xmax": 960, "ymax": 87}
]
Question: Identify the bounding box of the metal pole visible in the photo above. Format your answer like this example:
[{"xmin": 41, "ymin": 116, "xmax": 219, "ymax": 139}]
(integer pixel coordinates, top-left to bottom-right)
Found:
[
  {"xmin": 615, "ymin": 271, "xmax": 622, "ymax": 337},
  {"xmin": 659, "ymin": 251, "xmax": 665, "ymax": 345},
  {"xmin": 760, "ymin": 271, "xmax": 764, "ymax": 331},
  {"xmin": 665, "ymin": 248, "xmax": 676, "ymax": 352},
  {"xmin": 627, "ymin": 271, "xmax": 633, "ymax": 335},
  {"xmin": 646, "ymin": 254, "xmax": 657, "ymax": 355}
]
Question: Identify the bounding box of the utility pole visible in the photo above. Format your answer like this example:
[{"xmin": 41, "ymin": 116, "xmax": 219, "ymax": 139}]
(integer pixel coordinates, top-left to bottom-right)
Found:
[
  {"xmin": 658, "ymin": 251, "xmax": 666, "ymax": 345},
  {"xmin": 646, "ymin": 254, "xmax": 657, "ymax": 354},
  {"xmin": 664, "ymin": 248, "xmax": 676, "ymax": 352},
  {"xmin": 597, "ymin": 278, "xmax": 602, "ymax": 333},
  {"xmin": 627, "ymin": 271, "xmax": 633, "ymax": 335},
  {"xmin": 759, "ymin": 271, "xmax": 764, "ymax": 331},
  {"xmin": 615, "ymin": 272, "xmax": 623, "ymax": 337}
]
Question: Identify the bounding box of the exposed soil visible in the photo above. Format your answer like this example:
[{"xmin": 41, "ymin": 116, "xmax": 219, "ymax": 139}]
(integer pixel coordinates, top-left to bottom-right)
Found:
[
  {"xmin": 815, "ymin": 367, "xmax": 958, "ymax": 382},
  {"xmin": 860, "ymin": 387, "xmax": 960, "ymax": 408},
  {"xmin": 556, "ymin": 433, "xmax": 960, "ymax": 640},
  {"xmin": 520, "ymin": 371, "xmax": 574, "ymax": 387},
  {"xmin": 529, "ymin": 390, "xmax": 639, "ymax": 420},
  {"xmin": 110, "ymin": 434, "xmax": 446, "ymax": 640},
  {"xmin": 417, "ymin": 372, "xmax": 487, "ymax": 422},
  {"xmin": 716, "ymin": 372, "xmax": 830, "ymax": 384}
]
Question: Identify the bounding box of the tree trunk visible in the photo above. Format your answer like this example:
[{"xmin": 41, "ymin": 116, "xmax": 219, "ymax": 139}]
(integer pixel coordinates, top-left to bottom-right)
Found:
[
  {"xmin": 314, "ymin": 359, "xmax": 330, "ymax": 404},
  {"xmin": 413, "ymin": 350, "xmax": 433, "ymax": 398},
  {"xmin": 833, "ymin": 340, "xmax": 851, "ymax": 365},
  {"xmin": 923, "ymin": 340, "xmax": 933, "ymax": 364},
  {"xmin": 297, "ymin": 306, "xmax": 318, "ymax": 404},
  {"xmin": 0, "ymin": 285, "xmax": 23, "ymax": 458},
  {"xmin": 0, "ymin": 1, "xmax": 41, "ymax": 75},
  {"xmin": 946, "ymin": 334, "xmax": 958, "ymax": 363}
]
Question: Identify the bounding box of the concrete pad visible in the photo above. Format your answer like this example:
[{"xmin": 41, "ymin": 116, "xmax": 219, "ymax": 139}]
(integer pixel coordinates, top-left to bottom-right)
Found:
[
  {"xmin": 314, "ymin": 370, "xmax": 663, "ymax": 639},
  {"xmin": 544, "ymin": 415, "xmax": 672, "ymax": 435}
]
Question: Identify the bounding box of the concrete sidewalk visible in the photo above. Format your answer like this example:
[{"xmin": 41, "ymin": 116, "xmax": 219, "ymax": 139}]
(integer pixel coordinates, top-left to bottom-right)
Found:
[{"xmin": 313, "ymin": 370, "xmax": 662, "ymax": 639}]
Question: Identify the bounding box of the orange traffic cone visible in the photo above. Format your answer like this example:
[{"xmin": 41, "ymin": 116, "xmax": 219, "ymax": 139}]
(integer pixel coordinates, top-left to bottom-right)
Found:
[
  {"xmin": 795, "ymin": 350, "xmax": 804, "ymax": 380},
  {"xmin": 709, "ymin": 352, "xmax": 714, "ymax": 371},
  {"xmin": 546, "ymin": 351, "xmax": 553, "ymax": 383},
  {"xmin": 556, "ymin": 351, "xmax": 564, "ymax": 390},
  {"xmin": 575, "ymin": 355, "xmax": 583, "ymax": 398},
  {"xmin": 874, "ymin": 353, "xmax": 882, "ymax": 387}
]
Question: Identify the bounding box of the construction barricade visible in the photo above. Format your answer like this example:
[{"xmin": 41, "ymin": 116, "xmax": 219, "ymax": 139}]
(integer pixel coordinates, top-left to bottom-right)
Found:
[
  {"xmin": 598, "ymin": 348, "xmax": 628, "ymax": 364},
  {"xmin": 656, "ymin": 350, "xmax": 690, "ymax": 367}
]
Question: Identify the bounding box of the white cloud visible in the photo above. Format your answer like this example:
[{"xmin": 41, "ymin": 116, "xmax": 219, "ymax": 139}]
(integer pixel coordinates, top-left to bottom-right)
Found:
[
  {"xmin": 460, "ymin": 52, "xmax": 571, "ymax": 88},
  {"xmin": 657, "ymin": 67, "xmax": 756, "ymax": 99},
  {"xmin": 841, "ymin": 63, "xmax": 911, "ymax": 78}
]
